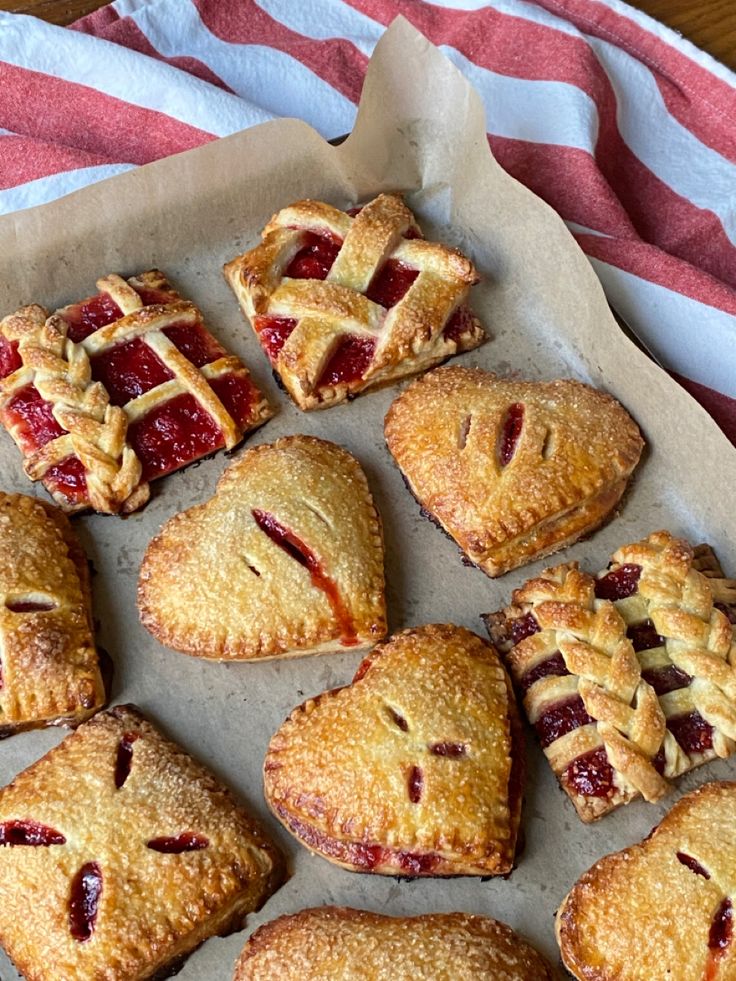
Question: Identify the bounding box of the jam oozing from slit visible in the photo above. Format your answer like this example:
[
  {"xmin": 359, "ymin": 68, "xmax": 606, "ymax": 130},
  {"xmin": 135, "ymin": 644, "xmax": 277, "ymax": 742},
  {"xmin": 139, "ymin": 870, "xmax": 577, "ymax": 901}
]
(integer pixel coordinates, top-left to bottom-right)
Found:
[
  {"xmin": 535, "ymin": 695, "xmax": 593, "ymax": 749},
  {"xmin": 0, "ymin": 821, "xmax": 66, "ymax": 846},
  {"xmin": 595, "ymin": 564, "xmax": 642, "ymax": 601},
  {"xmin": 317, "ymin": 336, "xmax": 376, "ymax": 389},
  {"xmin": 705, "ymin": 899, "xmax": 734, "ymax": 980},
  {"xmin": 61, "ymin": 293, "xmax": 123, "ymax": 342},
  {"xmin": 676, "ymin": 852, "xmax": 710, "ymax": 878},
  {"xmin": 5, "ymin": 598, "xmax": 56, "ymax": 613},
  {"xmin": 147, "ymin": 832, "xmax": 209, "ymax": 853},
  {"xmin": 252, "ymin": 509, "xmax": 358, "ymax": 646},
  {"xmin": 388, "ymin": 708, "xmax": 408, "ymax": 731},
  {"xmin": 430, "ymin": 742, "xmax": 467, "ymax": 758},
  {"xmin": 498, "ymin": 403, "xmax": 524, "ymax": 467},
  {"xmin": 563, "ymin": 746, "xmax": 615, "ymax": 799},
  {"xmin": 285, "ymin": 231, "xmax": 342, "ymax": 280},
  {"xmin": 520, "ymin": 651, "xmax": 570, "ymax": 692},
  {"xmin": 114, "ymin": 732, "xmax": 139, "ymax": 789},
  {"xmin": 69, "ymin": 862, "xmax": 102, "ymax": 942},
  {"xmin": 407, "ymin": 766, "xmax": 423, "ymax": 803}
]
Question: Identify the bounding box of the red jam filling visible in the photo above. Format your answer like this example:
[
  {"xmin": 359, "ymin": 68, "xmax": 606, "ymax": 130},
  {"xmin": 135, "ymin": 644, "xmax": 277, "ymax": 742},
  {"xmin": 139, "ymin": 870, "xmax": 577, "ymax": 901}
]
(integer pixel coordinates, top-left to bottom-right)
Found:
[
  {"xmin": 595, "ymin": 564, "xmax": 642, "ymax": 601},
  {"xmin": 253, "ymin": 315, "xmax": 297, "ymax": 362},
  {"xmin": 147, "ymin": 832, "xmax": 209, "ymax": 853},
  {"xmin": 4, "ymin": 383, "xmax": 64, "ymax": 452},
  {"xmin": 69, "ymin": 862, "xmax": 102, "ymax": 942},
  {"xmin": 520, "ymin": 651, "xmax": 570, "ymax": 692},
  {"xmin": 317, "ymin": 336, "xmax": 376, "ymax": 389},
  {"xmin": 564, "ymin": 746, "xmax": 615, "ymax": 798},
  {"xmin": 715, "ymin": 602, "xmax": 736, "ymax": 625},
  {"xmin": 667, "ymin": 711, "xmax": 714, "ymax": 755},
  {"xmin": 388, "ymin": 708, "xmax": 408, "ymax": 731},
  {"xmin": 627, "ymin": 619, "xmax": 665, "ymax": 653},
  {"xmin": 0, "ymin": 821, "xmax": 66, "ymax": 846},
  {"xmin": 641, "ymin": 664, "xmax": 692, "ymax": 696},
  {"xmin": 252, "ymin": 509, "xmax": 358, "ymax": 646},
  {"xmin": 91, "ymin": 338, "xmax": 174, "ymax": 405},
  {"xmin": 365, "ymin": 259, "xmax": 418, "ymax": 308},
  {"xmin": 162, "ymin": 321, "xmax": 225, "ymax": 368},
  {"xmin": 135, "ymin": 286, "xmax": 179, "ymax": 306},
  {"xmin": 652, "ymin": 747, "xmax": 666, "ymax": 774},
  {"xmin": 5, "ymin": 598, "xmax": 56, "ymax": 613},
  {"xmin": 44, "ymin": 457, "xmax": 88, "ymax": 505},
  {"xmin": 62, "ymin": 293, "xmax": 123, "ymax": 342},
  {"xmin": 127, "ymin": 393, "xmax": 223, "ymax": 482},
  {"xmin": 408, "ymin": 765, "xmax": 423, "ymax": 803},
  {"xmin": 676, "ymin": 852, "xmax": 710, "ymax": 878},
  {"xmin": 114, "ymin": 732, "xmax": 139, "ymax": 789},
  {"xmin": 209, "ymin": 373, "xmax": 256, "ymax": 428},
  {"xmin": 498, "ymin": 403, "xmax": 524, "ymax": 467},
  {"xmin": 510, "ymin": 612, "xmax": 540, "ymax": 646},
  {"xmin": 0, "ymin": 335, "xmax": 21, "ymax": 378},
  {"xmin": 430, "ymin": 742, "xmax": 467, "ymax": 758},
  {"xmin": 285, "ymin": 231, "xmax": 342, "ymax": 280},
  {"xmin": 443, "ymin": 305, "xmax": 474, "ymax": 343},
  {"xmin": 705, "ymin": 898, "xmax": 734, "ymax": 979},
  {"xmin": 535, "ymin": 695, "xmax": 593, "ymax": 749}
]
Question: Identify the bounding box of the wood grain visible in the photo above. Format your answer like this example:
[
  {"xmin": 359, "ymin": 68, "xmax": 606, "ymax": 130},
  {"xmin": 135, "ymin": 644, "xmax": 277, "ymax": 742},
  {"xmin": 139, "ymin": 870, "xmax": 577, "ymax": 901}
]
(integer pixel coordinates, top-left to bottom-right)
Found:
[{"xmin": 0, "ymin": 0, "xmax": 734, "ymax": 69}]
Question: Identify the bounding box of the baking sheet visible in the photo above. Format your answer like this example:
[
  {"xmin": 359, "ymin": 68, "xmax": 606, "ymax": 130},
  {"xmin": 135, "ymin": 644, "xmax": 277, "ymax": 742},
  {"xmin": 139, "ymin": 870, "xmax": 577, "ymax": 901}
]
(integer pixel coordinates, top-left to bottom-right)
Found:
[{"xmin": 1, "ymin": 17, "xmax": 736, "ymax": 979}]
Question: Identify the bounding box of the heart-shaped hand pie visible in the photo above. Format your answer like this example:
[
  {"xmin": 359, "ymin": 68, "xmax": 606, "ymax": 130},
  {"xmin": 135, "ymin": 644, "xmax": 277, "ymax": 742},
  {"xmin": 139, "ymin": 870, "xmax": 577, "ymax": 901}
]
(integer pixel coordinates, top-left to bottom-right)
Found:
[
  {"xmin": 138, "ymin": 435, "xmax": 386, "ymax": 660},
  {"xmin": 264, "ymin": 623, "xmax": 523, "ymax": 876},
  {"xmin": 235, "ymin": 907, "xmax": 556, "ymax": 980},
  {"xmin": 385, "ymin": 366, "xmax": 644, "ymax": 577},
  {"xmin": 557, "ymin": 781, "xmax": 736, "ymax": 980}
]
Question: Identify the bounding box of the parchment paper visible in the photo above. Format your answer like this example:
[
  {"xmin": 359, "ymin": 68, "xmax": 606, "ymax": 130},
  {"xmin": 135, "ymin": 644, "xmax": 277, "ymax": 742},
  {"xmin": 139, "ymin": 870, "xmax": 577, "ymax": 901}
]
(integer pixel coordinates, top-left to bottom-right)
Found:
[{"xmin": 1, "ymin": 18, "xmax": 735, "ymax": 979}]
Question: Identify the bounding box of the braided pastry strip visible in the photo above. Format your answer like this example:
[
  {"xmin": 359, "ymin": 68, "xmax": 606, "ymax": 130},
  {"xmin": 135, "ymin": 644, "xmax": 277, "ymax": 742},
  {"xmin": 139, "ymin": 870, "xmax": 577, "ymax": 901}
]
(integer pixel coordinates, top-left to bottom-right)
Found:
[{"xmin": 0, "ymin": 305, "xmax": 146, "ymax": 514}]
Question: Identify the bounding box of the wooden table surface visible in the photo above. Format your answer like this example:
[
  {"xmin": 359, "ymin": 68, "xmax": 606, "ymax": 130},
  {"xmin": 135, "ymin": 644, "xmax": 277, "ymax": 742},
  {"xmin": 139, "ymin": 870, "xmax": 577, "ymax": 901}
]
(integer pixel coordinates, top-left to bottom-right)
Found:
[{"xmin": 0, "ymin": 0, "xmax": 735, "ymax": 71}]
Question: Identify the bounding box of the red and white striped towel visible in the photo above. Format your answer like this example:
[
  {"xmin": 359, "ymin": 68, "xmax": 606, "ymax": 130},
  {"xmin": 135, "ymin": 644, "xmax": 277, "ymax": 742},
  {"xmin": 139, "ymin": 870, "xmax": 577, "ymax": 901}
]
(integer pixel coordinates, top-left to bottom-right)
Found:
[{"xmin": 1, "ymin": 0, "xmax": 735, "ymax": 442}]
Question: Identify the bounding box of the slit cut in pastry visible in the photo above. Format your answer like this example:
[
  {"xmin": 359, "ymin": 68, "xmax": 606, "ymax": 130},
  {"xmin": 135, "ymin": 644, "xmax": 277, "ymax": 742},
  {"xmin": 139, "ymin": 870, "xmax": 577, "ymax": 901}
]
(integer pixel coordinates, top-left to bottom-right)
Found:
[
  {"xmin": 264, "ymin": 624, "xmax": 523, "ymax": 877},
  {"xmin": 484, "ymin": 530, "xmax": 736, "ymax": 822},
  {"xmin": 385, "ymin": 366, "xmax": 644, "ymax": 577},
  {"xmin": 235, "ymin": 907, "xmax": 557, "ymax": 980},
  {"xmin": 0, "ymin": 705, "xmax": 282, "ymax": 981},
  {"xmin": 557, "ymin": 781, "xmax": 736, "ymax": 980},
  {"xmin": 0, "ymin": 492, "xmax": 105, "ymax": 735},
  {"xmin": 138, "ymin": 435, "xmax": 387, "ymax": 660},
  {"xmin": 0, "ymin": 270, "xmax": 272, "ymax": 513},
  {"xmin": 223, "ymin": 193, "xmax": 485, "ymax": 410}
]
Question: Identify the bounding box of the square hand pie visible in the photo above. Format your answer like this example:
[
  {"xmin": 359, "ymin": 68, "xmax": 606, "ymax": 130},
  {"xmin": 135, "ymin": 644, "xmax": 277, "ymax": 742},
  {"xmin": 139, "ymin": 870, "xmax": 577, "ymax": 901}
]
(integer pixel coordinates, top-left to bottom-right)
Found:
[
  {"xmin": 0, "ymin": 705, "xmax": 282, "ymax": 981},
  {"xmin": 385, "ymin": 366, "xmax": 644, "ymax": 577},
  {"xmin": 235, "ymin": 907, "xmax": 556, "ymax": 980},
  {"xmin": 557, "ymin": 781, "xmax": 736, "ymax": 980},
  {"xmin": 138, "ymin": 435, "xmax": 386, "ymax": 660},
  {"xmin": 0, "ymin": 270, "xmax": 272, "ymax": 514},
  {"xmin": 264, "ymin": 624, "xmax": 523, "ymax": 876},
  {"xmin": 0, "ymin": 492, "xmax": 104, "ymax": 735},
  {"xmin": 223, "ymin": 193, "xmax": 485, "ymax": 410},
  {"xmin": 484, "ymin": 531, "xmax": 736, "ymax": 822}
]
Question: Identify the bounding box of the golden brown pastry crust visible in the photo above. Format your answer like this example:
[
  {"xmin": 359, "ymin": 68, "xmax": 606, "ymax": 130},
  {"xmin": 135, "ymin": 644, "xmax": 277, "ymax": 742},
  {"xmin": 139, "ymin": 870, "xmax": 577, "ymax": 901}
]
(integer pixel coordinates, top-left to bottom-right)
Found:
[
  {"xmin": 484, "ymin": 531, "xmax": 736, "ymax": 822},
  {"xmin": 138, "ymin": 435, "xmax": 386, "ymax": 660},
  {"xmin": 557, "ymin": 781, "xmax": 736, "ymax": 981},
  {"xmin": 384, "ymin": 366, "xmax": 644, "ymax": 577},
  {"xmin": 235, "ymin": 907, "xmax": 557, "ymax": 980},
  {"xmin": 0, "ymin": 704, "xmax": 282, "ymax": 981},
  {"xmin": 264, "ymin": 624, "xmax": 523, "ymax": 876},
  {"xmin": 0, "ymin": 492, "xmax": 105, "ymax": 734},
  {"xmin": 0, "ymin": 270, "xmax": 272, "ymax": 514},
  {"xmin": 223, "ymin": 194, "xmax": 485, "ymax": 410}
]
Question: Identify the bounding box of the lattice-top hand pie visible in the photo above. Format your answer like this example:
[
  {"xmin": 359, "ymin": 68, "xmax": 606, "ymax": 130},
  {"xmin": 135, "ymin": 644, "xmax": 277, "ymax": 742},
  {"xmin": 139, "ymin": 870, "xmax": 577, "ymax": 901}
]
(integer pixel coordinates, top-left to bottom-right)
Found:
[
  {"xmin": 235, "ymin": 907, "xmax": 556, "ymax": 980},
  {"xmin": 0, "ymin": 492, "xmax": 104, "ymax": 735},
  {"xmin": 0, "ymin": 270, "xmax": 272, "ymax": 513},
  {"xmin": 223, "ymin": 194, "xmax": 485, "ymax": 410},
  {"xmin": 138, "ymin": 435, "xmax": 386, "ymax": 660},
  {"xmin": 557, "ymin": 781, "xmax": 736, "ymax": 980},
  {"xmin": 264, "ymin": 624, "xmax": 523, "ymax": 876},
  {"xmin": 385, "ymin": 366, "xmax": 644, "ymax": 577},
  {"xmin": 0, "ymin": 705, "xmax": 282, "ymax": 981},
  {"xmin": 484, "ymin": 531, "xmax": 736, "ymax": 822}
]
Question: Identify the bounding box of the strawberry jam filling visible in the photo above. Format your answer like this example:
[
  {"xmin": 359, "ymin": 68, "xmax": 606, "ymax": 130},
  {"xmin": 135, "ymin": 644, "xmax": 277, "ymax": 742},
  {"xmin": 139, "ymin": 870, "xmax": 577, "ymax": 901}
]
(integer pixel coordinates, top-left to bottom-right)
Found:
[
  {"xmin": 716, "ymin": 602, "xmax": 736, "ymax": 625},
  {"xmin": 114, "ymin": 732, "xmax": 139, "ymax": 789},
  {"xmin": 498, "ymin": 403, "xmax": 524, "ymax": 466},
  {"xmin": 535, "ymin": 695, "xmax": 593, "ymax": 749},
  {"xmin": 285, "ymin": 231, "xmax": 342, "ymax": 280},
  {"xmin": 0, "ymin": 335, "xmax": 21, "ymax": 378},
  {"xmin": 595, "ymin": 564, "xmax": 642, "ymax": 601},
  {"xmin": 252, "ymin": 509, "xmax": 357, "ymax": 646},
  {"xmin": 641, "ymin": 664, "xmax": 692, "ymax": 696},
  {"xmin": 430, "ymin": 742, "xmax": 467, "ymax": 758},
  {"xmin": 4, "ymin": 383, "xmax": 64, "ymax": 452},
  {"xmin": 276, "ymin": 807, "xmax": 440, "ymax": 874},
  {"xmin": 253, "ymin": 316, "xmax": 297, "ymax": 362},
  {"xmin": 510, "ymin": 612, "xmax": 540, "ymax": 645},
  {"xmin": 0, "ymin": 821, "xmax": 66, "ymax": 846},
  {"xmin": 209, "ymin": 373, "xmax": 256, "ymax": 428},
  {"xmin": 147, "ymin": 832, "xmax": 209, "ymax": 853},
  {"xmin": 162, "ymin": 321, "xmax": 225, "ymax": 368},
  {"xmin": 563, "ymin": 746, "xmax": 615, "ymax": 799},
  {"xmin": 443, "ymin": 305, "xmax": 475, "ymax": 343},
  {"xmin": 5, "ymin": 598, "xmax": 56, "ymax": 613},
  {"xmin": 627, "ymin": 619, "xmax": 665, "ymax": 652},
  {"xmin": 408, "ymin": 766, "xmax": 423, "ymax": 803},
  {"xmin": 388, "ymin": 708, "xmax": 409, "ymax": 731},
  {"xmin": 317, "ymin": 336, "xmax": 376, "ymax": 390},
  {"xmin": 365, "ymin": 259, "xmax": 418, "ymax": 308},
  {"xmin": 44, "ymin": 457, "xmax": 88, "ymax": 505},
  {"xmin": 135, "ymin": 285, "xmax": 179, "ymax": 306},
  {"xmin": 61, "ymin": 293, "xmax": 123, "ymax": 342},
  {"xmin": 69, "ymin": 862, "xmax": 102, "ymax": 942},
  {"xmin": 91, "ymin": 338, "xmax": 174, "ymax": 405},
  {"xmin": 520, "ymin": 651, "xmax": 570, "ymax": 692},
  {"xmin": 709, "ymin": 899, "xmax": 733, "ymax": 955},
  {"xmin": 127, "ymin": 393, "xmax": 223, "ymax": 482},
  {"xmin": 667, "ymin": 711, "xmax": 714, "ymax": 754},
  {"xmin": 676, "ymin": 852, "xmax": 710, "ymax": 878}
]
